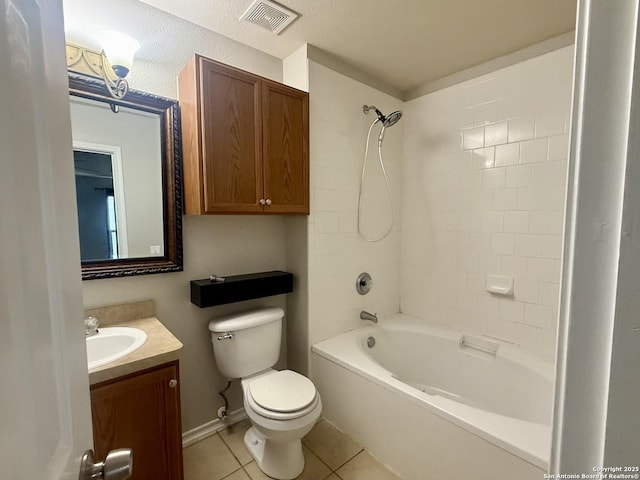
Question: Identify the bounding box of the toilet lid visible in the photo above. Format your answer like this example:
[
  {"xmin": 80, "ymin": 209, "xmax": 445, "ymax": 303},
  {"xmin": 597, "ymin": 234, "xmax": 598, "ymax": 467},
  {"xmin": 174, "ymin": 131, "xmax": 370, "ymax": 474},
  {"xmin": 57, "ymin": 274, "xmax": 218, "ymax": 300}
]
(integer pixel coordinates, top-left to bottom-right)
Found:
[{"xmin": 248, "ymin": 370, "xmax": 316, "ymax": 413}]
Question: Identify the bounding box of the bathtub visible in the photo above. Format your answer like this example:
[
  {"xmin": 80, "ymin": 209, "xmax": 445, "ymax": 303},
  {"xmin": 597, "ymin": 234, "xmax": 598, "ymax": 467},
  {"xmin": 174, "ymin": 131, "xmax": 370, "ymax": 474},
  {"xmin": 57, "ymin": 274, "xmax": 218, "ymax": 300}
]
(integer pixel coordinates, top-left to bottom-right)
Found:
[{"xmin": 311, "ymin": 313, "xmax": 553, "ymax": 480}]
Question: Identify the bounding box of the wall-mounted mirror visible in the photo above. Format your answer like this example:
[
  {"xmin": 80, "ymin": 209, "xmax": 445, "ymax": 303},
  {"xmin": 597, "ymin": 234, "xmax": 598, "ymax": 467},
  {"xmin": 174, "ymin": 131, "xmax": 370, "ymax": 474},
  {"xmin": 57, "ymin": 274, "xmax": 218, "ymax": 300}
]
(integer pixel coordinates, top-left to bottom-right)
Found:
[{"xmin": 69, "ymin": 73, "xmax": 183, "ymax": 280}]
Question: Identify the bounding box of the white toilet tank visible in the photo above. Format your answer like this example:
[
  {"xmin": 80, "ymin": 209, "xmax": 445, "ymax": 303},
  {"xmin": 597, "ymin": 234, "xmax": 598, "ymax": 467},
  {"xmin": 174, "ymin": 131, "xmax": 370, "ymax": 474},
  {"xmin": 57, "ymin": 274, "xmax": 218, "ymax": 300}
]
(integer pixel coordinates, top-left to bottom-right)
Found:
[{"xmin": 208, "ymin": 307, "xmax": 284, "ymax": 379}]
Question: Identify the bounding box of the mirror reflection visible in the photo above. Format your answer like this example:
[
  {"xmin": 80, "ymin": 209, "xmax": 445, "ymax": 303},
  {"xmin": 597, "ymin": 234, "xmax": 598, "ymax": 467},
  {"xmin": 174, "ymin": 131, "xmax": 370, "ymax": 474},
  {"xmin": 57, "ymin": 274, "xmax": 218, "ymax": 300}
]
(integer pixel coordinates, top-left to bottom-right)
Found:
[
  {"xmin": 70, "ymin": 98, "xmax": 165, "ymax": 262},
  {"xmin": 74, "ymin": 149, "xmax": 120, "ymax": 260},
  {"xmin": 68, "ymin": 72, "xmax": 182, "ymax": 280}
]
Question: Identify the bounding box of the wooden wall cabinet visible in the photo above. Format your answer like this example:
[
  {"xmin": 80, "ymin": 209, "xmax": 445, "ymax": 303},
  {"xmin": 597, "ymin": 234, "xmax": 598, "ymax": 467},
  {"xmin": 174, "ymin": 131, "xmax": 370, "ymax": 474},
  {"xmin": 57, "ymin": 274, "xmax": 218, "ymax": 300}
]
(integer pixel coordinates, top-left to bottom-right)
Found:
[
  {"xmin": 90, "ymin": 361, "xmax": 184, "ymax": 480},
  {"xmin": 178, "ymin": 55, "xmax": 309, "ymax": 215}
]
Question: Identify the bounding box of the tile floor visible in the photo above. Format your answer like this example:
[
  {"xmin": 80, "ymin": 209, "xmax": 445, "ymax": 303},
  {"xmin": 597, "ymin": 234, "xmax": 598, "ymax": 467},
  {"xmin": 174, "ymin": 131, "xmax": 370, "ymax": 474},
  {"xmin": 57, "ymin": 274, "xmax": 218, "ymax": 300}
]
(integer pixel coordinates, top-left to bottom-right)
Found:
[{"xmin": 183, "ymin": 418, "xmax": 403, "ymax": 480}]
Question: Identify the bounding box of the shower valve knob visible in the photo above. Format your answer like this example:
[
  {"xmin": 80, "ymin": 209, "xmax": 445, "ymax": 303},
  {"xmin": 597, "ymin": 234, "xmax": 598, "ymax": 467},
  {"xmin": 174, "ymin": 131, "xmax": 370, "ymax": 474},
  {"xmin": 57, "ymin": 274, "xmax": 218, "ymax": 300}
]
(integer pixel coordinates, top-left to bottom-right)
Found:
[{"xmin": 265, "ymin": 199, "xmax": 272, "ymax": 206}]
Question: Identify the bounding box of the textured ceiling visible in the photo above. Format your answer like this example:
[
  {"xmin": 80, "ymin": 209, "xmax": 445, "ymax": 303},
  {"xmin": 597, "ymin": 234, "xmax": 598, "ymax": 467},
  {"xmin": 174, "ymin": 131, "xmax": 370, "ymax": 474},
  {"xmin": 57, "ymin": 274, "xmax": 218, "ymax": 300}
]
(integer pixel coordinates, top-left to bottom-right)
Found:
[{"xmin": 136, "ymin": 0, "xmax": 577, "ymax": 94}]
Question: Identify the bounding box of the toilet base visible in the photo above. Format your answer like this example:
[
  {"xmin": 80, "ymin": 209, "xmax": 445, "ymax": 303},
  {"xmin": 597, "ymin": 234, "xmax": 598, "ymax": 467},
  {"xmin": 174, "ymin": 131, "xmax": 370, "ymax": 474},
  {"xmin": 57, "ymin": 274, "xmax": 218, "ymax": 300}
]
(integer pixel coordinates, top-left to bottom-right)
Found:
[{"xmin": 244, "ymin": 426, "xmax": 304, "ymax": 480}]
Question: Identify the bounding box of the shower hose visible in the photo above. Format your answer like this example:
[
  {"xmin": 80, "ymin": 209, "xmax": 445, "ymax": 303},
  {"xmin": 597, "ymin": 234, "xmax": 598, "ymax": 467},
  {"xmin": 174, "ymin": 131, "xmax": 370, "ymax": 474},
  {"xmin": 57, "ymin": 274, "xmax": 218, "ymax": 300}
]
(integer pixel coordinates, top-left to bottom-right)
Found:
[{"xmin": 357, "ymin": 119, "xmax": 395, "ymax": 242}]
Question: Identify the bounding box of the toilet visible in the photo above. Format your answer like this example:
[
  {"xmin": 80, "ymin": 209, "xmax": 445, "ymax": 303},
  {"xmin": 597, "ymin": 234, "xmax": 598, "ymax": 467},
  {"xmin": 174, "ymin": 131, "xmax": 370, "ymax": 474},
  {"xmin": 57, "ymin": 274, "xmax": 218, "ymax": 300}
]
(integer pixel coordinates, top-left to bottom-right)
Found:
[{"xmin": 208, "ymin": 307, "xmax": 322, "ymax": 480}]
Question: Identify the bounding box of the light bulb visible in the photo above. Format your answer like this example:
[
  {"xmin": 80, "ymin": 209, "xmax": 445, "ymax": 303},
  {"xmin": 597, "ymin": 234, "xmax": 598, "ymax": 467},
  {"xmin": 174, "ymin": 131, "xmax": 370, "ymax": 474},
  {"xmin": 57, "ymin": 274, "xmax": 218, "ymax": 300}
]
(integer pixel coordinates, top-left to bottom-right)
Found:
[{"xmin": 96, "ymin": 31, "xmax": 140, "ymax": 78}]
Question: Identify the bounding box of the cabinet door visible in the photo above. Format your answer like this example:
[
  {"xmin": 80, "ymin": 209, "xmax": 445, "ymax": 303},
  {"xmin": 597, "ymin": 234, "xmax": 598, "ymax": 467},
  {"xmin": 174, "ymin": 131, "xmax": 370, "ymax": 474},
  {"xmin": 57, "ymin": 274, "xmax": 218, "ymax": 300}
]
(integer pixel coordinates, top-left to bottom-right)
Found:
[
  {"xmin": 90, "ymin": 362, "xmax": 183, "ymax": 480},
  {"xmin": 199, "ymin": 58, "xmax": 263, "ymax": 213},
  {"xmin": 262, "ymin": 81, "xmax": 309, "ymax": 214}
]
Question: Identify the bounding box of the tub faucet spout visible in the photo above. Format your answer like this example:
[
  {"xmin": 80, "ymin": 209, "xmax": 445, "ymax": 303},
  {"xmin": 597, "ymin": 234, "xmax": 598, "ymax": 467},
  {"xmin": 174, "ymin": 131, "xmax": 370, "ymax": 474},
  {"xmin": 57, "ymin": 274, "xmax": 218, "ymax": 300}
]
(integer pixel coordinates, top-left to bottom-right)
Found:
[{"xmin": 360, "ymin": 310, "xmax": 378, "ymax": 323}]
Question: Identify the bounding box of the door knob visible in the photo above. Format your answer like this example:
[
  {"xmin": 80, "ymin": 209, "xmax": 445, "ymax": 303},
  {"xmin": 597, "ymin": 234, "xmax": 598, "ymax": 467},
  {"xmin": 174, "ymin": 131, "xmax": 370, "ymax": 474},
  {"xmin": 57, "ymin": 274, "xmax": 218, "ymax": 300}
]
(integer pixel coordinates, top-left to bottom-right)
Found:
[
  {"xmin": 259, "ymin": 198, "xmax": 266, "ymax": 205},
  {"xmin": 265, "ymin": 198, "xmax": 272, "ymax": 206},
  {"xmin": 79, "ymin": 448, "xmax": 133, "ymax": 480}
]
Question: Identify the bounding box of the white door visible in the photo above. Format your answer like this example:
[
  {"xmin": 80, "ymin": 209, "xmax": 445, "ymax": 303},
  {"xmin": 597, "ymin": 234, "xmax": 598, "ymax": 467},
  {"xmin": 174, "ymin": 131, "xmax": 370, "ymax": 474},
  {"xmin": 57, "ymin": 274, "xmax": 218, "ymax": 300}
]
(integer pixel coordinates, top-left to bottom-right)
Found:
[{"xmin": 0, "ymin": 0, "xmax": 94, "ymax": 479}]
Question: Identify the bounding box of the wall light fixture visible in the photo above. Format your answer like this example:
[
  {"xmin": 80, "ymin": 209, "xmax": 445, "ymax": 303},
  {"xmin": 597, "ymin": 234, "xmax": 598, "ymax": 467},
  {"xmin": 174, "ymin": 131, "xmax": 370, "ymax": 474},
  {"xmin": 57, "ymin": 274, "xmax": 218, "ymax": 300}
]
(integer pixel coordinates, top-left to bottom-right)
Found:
[{"xmin": 66, "ymin": 31, "xmax": 140, "ymax": 101}]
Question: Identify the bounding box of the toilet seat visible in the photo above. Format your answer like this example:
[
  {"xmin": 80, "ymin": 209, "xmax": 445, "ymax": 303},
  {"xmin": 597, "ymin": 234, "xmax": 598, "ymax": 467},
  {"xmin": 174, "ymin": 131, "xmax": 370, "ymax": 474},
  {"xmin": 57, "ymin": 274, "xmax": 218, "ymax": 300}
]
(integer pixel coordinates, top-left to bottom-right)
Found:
[
  {"xmin": 245, "ymin": 370, "xmax": 319, "ymax": 420},
  {"xmin": 250, "ymin": 370, "xmax": 316, "ymax": 412}
]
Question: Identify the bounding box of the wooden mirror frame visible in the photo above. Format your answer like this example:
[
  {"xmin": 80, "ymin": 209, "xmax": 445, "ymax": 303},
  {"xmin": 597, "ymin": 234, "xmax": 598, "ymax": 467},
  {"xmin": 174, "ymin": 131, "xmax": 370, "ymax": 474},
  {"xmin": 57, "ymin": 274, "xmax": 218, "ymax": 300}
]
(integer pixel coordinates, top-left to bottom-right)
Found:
[{"xmin": 69, "ymin": 73, "xmax": 183, "ymax": 280}]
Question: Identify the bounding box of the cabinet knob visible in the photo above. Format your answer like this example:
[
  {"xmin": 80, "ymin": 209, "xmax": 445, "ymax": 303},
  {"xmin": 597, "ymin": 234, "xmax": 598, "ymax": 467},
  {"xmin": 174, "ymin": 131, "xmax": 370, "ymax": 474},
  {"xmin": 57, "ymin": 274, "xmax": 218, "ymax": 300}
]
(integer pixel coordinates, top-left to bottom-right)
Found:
[
  {"xmin": 259, "ymin": 198, "xmax": 266, "ymax": 205},
  {"xmin": 265, "ymin": 199, "xmax": 272, "ymax": 206},
  {"xmin": 169, "ymin": 379, "xmax": 178, "ymax": 388}
]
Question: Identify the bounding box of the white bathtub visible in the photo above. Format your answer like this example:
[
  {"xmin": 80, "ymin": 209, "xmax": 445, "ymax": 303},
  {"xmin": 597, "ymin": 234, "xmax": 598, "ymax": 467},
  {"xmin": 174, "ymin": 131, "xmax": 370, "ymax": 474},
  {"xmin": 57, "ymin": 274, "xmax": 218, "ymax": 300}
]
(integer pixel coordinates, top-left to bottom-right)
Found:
[{"xmin": 311, "ymin": 314, "xmax": 553, "ymax": 480}]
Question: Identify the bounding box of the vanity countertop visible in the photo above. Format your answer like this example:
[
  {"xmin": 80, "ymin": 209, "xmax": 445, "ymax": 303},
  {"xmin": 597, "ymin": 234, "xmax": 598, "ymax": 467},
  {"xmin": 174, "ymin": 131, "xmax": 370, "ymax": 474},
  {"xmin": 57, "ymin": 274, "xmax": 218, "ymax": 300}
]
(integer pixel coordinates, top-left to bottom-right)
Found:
[{"xmin": 88, "ymin": 316, "xmax": 183, "ymax": 385}]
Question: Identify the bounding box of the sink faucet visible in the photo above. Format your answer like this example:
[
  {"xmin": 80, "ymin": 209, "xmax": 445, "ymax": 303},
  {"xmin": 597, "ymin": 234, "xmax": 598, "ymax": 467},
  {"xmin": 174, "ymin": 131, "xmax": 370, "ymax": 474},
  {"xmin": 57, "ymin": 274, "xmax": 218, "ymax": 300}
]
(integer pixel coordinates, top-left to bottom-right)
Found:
[
  {"xmin": 360, "ymin": 310, "xmax": 378, "ymax": 323},
  {"xmin": 84, "ymin": 316, "xmax": 100, "ymax": 337}
]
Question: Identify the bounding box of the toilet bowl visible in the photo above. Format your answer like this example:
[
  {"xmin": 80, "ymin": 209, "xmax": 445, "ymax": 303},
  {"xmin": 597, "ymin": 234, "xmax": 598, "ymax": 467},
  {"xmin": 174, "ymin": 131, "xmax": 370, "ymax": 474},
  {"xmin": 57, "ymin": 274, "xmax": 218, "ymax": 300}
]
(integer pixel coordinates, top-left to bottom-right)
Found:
[
  {"xmin": 241, "ymin": 369, "xmax": 322, "ymax": 479},
  {"xmin": 208, "ymin": 308, "xmax": 322, "ymax": 480}
]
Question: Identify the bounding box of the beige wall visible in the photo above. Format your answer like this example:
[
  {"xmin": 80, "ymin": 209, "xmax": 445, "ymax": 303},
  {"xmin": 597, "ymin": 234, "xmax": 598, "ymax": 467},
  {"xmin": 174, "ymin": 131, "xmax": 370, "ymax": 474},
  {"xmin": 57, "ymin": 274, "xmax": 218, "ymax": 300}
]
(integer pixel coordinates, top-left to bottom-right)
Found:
[
  {"xmin": 82, "ymin": 216, "xmax": 288, "ymax": 431},
  {"xmin": 65, "ymin": 0, "xmax": 286, "ymax": 431}
]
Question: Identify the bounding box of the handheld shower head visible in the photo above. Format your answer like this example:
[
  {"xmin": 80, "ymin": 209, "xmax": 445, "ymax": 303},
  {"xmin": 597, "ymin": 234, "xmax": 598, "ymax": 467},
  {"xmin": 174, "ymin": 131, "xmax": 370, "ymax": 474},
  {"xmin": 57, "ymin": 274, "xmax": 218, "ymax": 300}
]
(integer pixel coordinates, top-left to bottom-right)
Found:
[
  {"xmin": 382, "ymin": 110, "xmax": 402, "ymax": 128},
  {"xmin": 363, "ymin": 105, "xmax": 403, "ymax": 133}
]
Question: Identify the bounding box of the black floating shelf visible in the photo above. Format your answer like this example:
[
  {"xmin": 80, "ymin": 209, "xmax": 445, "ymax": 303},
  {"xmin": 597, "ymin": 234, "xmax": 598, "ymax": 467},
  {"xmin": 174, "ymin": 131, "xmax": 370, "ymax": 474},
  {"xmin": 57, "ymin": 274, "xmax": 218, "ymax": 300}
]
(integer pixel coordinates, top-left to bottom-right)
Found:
[{"xmin": 190, "ymin": 270, "xmax": 294, "ymax": 308}]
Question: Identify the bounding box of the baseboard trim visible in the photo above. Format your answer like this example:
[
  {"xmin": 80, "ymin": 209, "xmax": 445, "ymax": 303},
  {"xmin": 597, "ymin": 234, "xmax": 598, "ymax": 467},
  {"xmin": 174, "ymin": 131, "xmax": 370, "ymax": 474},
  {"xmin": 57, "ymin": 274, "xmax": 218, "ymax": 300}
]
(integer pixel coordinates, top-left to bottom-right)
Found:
[{"xmin": 182, "ymin": 408, "xmax": 247, "ymax": 448}]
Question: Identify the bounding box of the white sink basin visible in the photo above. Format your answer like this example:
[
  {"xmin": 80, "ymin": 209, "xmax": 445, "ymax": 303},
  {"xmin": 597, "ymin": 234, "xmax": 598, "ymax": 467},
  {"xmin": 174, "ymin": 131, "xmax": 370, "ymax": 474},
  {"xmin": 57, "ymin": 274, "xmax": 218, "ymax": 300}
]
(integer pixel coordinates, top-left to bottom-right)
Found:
[{"xmin": 86, "ymin": 327, "xmax": 147, "ymax": 370}]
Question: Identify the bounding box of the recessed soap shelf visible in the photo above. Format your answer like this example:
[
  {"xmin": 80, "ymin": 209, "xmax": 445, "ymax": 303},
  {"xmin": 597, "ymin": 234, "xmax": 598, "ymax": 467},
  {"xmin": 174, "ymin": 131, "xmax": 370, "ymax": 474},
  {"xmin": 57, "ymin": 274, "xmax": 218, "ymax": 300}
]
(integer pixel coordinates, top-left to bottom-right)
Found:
[{"xmin": 485, "ymin": 274, "xmax": 514, "ymax": 296}]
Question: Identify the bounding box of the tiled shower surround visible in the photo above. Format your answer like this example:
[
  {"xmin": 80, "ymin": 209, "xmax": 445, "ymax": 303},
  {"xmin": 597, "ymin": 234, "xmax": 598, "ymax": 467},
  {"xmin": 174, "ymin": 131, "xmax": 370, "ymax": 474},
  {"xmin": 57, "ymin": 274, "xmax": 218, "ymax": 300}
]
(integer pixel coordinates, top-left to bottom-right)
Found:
[
  {"xmin": 306, "ymin": 60, "xmax": 403, "ymax": 354},
  {"xmin": 400, "ymin": 46, "xmax": 574, "ymax": 361}
]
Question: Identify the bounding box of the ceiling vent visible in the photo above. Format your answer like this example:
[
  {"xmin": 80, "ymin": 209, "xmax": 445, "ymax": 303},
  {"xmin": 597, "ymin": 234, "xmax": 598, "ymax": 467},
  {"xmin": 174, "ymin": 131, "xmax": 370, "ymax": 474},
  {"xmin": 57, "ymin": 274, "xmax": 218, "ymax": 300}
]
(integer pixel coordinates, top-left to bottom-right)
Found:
[{"xmin": 240, "ymin": 0, "xmax": 299, "ymax": 35}]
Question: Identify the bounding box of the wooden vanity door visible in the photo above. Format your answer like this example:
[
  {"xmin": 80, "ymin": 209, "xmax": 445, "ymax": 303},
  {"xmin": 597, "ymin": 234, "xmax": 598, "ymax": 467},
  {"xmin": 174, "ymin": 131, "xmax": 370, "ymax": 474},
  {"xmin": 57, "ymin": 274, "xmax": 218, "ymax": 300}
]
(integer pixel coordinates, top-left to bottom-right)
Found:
[
  {"xmin": 262, "ymin": 80, "xmax": 309, "ymax": 214},
  {"xmin": 90, "ymin": 362, "xmax": 183, "ymax": 480}
]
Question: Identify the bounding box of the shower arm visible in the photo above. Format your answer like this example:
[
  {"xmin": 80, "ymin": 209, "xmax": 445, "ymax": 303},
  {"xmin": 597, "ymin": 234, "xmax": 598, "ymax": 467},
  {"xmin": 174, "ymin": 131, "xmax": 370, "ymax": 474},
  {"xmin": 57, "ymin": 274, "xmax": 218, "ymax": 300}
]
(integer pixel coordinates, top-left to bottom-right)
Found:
[{"xmin": 363, "ymin": 105, "xmax": 385, "ymax": 122}]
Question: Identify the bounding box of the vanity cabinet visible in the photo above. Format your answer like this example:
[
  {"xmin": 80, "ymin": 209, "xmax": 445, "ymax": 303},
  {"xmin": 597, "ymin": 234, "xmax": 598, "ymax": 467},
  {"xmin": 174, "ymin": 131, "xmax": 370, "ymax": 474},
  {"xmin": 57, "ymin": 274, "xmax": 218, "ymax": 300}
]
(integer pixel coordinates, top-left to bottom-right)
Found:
[
  {"xmin": 178, "ymin": 55, "xmax": 309, "ymax": 215},
  {"xmin": 90, "ymin": 361, "xmax": 184, "ymax": 480}
]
